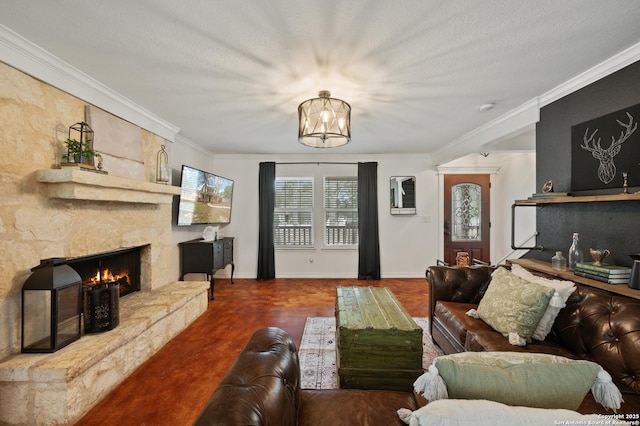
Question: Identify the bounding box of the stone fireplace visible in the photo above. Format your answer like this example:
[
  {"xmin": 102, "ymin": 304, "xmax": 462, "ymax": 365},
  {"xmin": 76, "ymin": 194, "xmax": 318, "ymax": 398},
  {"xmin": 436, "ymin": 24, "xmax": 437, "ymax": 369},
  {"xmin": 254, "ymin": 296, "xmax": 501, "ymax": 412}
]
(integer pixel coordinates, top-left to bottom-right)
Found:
[
  {"xmin": 0, "ymin": 169, "xmax": 209, "ymax": 425},
  {"xmin": 0, "ymin": 61, "xmax": 210, "ymax": 425}
]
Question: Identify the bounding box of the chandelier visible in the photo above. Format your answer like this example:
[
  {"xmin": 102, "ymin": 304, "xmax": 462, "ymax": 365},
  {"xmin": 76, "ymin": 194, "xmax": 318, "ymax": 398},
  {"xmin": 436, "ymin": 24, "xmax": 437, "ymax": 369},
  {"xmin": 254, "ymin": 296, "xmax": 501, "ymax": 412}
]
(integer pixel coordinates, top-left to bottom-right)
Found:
[{"xmin": 298, "ymin": 90, "xmax": 351, "ymax": 148}]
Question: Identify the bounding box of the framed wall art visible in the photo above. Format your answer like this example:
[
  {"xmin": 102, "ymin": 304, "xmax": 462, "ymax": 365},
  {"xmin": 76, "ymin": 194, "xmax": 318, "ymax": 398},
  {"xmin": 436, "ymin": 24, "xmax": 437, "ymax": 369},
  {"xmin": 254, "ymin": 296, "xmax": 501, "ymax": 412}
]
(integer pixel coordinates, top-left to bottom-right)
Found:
[{"xmin": 571, "ymin": 103, "xmax": 640, "ymax": 194}]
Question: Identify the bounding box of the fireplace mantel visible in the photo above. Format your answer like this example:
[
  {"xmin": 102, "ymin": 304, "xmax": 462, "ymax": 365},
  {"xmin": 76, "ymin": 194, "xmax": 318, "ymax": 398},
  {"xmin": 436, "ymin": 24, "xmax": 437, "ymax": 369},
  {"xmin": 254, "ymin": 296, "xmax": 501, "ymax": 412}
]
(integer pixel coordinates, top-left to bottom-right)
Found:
[{"xmin": 36, "ymin": 168, "xmax": 180, "ymax": 204}]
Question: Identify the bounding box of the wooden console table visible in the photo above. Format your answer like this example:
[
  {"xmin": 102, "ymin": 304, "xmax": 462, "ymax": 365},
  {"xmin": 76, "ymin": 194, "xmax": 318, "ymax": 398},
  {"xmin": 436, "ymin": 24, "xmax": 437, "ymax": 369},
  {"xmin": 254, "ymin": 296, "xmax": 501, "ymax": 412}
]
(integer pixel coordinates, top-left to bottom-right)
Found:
[
  {"xmin": 508, "ymin": 258, "xmax": 640, "ymax": 301},
  {"xmin": 179, "ymin": 237, "xmax": 234, "ymax": 300}
]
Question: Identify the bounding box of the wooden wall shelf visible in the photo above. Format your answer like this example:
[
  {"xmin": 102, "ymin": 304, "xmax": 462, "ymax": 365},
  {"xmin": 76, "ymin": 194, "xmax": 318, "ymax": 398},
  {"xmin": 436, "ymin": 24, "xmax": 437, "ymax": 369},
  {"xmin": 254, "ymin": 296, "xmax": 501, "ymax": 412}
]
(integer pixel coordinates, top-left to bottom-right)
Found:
[
  {"xmin": 515, "ymin": 192, "xmax": 640, "ymax": 205},
  {"xmin": 510, "ymin": 192, "xmax": 640, "ymax": 251},
  {"xmin": 508, "ymin": 258, "xmax": 640, "ymax": 300}
]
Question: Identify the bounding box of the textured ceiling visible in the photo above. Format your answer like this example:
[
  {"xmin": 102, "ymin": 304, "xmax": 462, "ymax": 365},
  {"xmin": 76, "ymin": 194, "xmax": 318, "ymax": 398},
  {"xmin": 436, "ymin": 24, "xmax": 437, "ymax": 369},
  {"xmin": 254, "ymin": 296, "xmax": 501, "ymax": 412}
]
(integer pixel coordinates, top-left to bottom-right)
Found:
[{"xmin": 2, "ymin": 1, "xmax": 640, "ymax": 158}]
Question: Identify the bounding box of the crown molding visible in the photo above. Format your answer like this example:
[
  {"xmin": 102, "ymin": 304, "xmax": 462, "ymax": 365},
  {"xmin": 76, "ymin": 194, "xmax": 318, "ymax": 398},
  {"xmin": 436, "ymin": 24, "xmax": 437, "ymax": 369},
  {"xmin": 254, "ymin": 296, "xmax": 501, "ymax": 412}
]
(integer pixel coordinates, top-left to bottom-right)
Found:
[
  {"xmin": 431, "ymin": 98, "xmax": 540, "ymax": 166},
  {"xmin": 0, "ymin": 25, "xmax": 180, "ymax": 141},
  {"xmin": 539, "ymin": 40, "xmax": 640, "ymax": 107},
  {"xmin": 174, "ymin": 134, "xmax": 215, "ymax": 156},
  {"xmin": 433, "ymin": 41, "xmax": 640, "ymax": 165}
]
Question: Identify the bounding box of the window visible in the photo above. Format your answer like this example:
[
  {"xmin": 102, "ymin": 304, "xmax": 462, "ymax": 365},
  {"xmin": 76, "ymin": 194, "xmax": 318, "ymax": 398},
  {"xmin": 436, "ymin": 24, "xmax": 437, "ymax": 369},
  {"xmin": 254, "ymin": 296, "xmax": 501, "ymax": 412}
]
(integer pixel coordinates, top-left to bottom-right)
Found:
[
  {"xmin": 451, "ymin": 182, "xmax": 481, "ymax": 241},
  {"xmin": 324, "ymin": 176, "xmax": 358, "ymax": 246},
  {"xmin": 274, "ymin": 178, "xmax": 313, "ymax": 246}
]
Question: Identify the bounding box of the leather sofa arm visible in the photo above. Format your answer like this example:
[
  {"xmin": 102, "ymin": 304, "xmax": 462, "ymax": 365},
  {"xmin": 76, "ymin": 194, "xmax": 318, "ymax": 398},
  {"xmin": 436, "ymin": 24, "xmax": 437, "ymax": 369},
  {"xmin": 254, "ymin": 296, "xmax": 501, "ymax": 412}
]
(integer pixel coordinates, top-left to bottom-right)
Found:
[
  {"xmin": 427, "ymin": 265, "xmax": 496, "ymax": 319},
  {"xmin": 194, "ymin": 327, "xmax": 300, "ymax": 426}
]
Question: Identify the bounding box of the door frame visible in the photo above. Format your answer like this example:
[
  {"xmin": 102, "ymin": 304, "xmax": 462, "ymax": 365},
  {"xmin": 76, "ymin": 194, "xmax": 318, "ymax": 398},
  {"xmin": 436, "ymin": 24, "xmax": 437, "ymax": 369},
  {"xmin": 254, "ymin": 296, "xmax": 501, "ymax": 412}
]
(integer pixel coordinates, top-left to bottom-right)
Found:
[{"xmin": 436, "ymin": 166, "xmax": 500, "ymax": 265}]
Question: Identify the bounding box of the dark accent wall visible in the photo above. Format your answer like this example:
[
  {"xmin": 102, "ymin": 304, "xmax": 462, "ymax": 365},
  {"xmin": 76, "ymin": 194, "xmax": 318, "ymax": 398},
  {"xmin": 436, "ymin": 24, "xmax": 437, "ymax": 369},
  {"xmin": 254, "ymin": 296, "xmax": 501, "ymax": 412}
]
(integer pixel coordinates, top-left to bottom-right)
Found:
[{"xmin": 527, "ymin": 60, "xmax": 640, "ymax": 267}]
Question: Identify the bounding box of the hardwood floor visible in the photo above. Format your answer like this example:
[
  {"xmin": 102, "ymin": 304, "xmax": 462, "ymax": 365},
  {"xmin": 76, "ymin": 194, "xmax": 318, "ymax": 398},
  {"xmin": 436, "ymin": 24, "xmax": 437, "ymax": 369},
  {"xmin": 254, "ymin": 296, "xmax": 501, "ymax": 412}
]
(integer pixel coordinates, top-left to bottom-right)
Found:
[{"xmin": 75, "ymin": 278, "xmax": 429, "ymax": 425}]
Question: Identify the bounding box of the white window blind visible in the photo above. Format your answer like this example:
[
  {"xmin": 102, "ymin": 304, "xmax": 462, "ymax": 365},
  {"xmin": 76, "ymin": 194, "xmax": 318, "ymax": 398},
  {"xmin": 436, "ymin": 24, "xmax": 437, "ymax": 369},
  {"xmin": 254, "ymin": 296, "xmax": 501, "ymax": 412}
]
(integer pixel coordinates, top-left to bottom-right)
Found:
[
  {"xmin": 324, "ymin": 176, "xmax": 358, "ymax": 246},
  {"xmin": 274, "ymin": 178, "xmax": 314, "ymax": 246}
]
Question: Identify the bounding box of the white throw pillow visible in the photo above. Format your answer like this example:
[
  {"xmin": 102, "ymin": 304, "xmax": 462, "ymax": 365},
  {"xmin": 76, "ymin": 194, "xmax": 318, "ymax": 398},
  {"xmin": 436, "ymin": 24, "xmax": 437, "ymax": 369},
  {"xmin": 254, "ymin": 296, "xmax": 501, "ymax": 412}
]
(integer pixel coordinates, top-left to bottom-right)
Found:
[
  {"xmin": 397, "ymin": 399, "xmax": 627, "ymax": 426},
  {"xmin": 510, "ymin": 263, "xmax": 576, "ymax": 340}
]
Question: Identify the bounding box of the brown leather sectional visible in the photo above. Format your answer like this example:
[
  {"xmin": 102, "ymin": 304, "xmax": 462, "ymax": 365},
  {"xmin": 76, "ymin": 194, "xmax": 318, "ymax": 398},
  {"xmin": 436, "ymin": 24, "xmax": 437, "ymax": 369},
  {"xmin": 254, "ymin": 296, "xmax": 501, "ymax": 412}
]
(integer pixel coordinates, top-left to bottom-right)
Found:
[
  {"xmin": 194, "ymin": 327, "xmax": 418, "ymax": 425},
  {"xmin": 195, "ymin": 265, "xmax": 640, "ymax": 423},
  {"xmin": 427, "ymin": 265, "xmax": 640, "ymax": 414}
]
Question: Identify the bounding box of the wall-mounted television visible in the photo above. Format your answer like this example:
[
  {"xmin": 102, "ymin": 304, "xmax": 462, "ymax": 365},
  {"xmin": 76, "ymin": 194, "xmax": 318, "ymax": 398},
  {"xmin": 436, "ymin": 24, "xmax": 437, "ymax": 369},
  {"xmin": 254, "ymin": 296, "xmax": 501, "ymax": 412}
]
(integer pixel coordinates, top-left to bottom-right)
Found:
[{"xmin": 177, "ymin": 165, "xmax": 234, "ymax": 226}]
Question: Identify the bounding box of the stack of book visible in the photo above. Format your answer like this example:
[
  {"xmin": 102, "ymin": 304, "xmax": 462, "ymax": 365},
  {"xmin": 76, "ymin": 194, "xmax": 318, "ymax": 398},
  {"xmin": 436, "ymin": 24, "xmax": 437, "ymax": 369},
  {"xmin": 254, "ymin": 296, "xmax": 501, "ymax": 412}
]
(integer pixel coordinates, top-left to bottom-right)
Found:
[
  {"xmin": 528, "ymin": 192, "xmax": 569, "ymax": 199},
  {"xmin": 574, "ymin": 262, "xmax": 632, "ymax": 284}
]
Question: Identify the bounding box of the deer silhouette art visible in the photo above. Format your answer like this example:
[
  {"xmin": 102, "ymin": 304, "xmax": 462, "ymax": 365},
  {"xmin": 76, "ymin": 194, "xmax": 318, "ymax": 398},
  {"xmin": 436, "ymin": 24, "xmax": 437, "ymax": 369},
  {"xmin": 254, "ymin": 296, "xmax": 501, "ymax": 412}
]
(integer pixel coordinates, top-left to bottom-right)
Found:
[{"xmin": 580, "ymin": 112, "xmax": 637, "ymax": 184}]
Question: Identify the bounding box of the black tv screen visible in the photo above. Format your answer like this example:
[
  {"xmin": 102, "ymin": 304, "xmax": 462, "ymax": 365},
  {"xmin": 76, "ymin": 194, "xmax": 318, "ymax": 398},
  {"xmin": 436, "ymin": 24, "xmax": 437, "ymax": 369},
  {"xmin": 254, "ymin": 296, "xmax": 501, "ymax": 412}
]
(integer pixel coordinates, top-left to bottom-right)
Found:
[{"xmin": 177, "ymin": 165, "xmax": 234, "ymax": 226}]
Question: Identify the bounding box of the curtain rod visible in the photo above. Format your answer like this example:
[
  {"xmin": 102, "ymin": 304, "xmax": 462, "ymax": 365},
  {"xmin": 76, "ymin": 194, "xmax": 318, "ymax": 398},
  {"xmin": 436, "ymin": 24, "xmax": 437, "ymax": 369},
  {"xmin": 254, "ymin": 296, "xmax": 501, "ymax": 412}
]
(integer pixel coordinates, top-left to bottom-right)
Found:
[{"xmin": 276, "ymin": 161, "xmax": 358, "ymax": 165}]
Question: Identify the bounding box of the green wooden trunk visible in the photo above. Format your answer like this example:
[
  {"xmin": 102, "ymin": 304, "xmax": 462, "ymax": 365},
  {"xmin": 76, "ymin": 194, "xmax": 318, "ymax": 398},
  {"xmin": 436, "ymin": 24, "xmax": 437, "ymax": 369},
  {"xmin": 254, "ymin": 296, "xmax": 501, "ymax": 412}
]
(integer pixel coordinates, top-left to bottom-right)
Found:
[{"xmin": 335, "ymin": 286, "xmax": 423, "ymax": 392}]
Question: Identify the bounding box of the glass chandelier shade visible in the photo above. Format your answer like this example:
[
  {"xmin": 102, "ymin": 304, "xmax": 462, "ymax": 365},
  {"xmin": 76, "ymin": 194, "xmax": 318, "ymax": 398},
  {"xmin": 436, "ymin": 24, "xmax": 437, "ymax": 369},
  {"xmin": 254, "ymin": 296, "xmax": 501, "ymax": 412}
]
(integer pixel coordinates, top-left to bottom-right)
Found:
[{"xmin": 298, "ymin": 90, "xmax": 351, "ymax": 148}]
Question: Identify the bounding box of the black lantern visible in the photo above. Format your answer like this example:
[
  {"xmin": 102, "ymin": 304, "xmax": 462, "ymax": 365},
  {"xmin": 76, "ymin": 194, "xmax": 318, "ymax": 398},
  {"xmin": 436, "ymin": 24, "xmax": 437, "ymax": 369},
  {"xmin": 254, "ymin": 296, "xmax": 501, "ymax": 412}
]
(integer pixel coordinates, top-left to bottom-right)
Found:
[{"xmin": 21, "ymin": 258, "xmax": 82, "ymax": 353}]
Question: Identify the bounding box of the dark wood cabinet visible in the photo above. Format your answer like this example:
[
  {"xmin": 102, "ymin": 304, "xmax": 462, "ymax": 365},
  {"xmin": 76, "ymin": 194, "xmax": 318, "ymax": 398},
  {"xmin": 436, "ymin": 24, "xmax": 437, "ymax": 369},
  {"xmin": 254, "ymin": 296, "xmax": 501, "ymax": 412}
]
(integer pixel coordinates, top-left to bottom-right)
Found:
[{"xmin": 179, "ymin": 237, "xmax": 234, "ymax": 300}]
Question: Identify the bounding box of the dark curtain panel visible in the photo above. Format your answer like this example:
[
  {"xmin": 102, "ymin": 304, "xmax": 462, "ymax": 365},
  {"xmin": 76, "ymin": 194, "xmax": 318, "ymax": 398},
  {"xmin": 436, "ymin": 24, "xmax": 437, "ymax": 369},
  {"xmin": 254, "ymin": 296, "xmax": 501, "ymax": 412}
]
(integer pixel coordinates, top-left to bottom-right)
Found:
[
  {"xmin": 257, "ymin": 162, "xmax": 276, "ymax": 280},
  {"xmin": 358, "ymin": 162, "xmax": 381, "ymax": 280}
]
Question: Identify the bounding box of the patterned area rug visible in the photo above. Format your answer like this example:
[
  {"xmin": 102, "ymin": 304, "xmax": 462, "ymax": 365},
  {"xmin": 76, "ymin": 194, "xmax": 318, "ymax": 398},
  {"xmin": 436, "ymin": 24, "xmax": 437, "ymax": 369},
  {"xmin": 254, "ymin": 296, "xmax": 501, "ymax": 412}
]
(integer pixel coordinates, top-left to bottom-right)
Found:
[{"xmin": 298, "ymin": 316, "xmax": 444, "ymax": 389}]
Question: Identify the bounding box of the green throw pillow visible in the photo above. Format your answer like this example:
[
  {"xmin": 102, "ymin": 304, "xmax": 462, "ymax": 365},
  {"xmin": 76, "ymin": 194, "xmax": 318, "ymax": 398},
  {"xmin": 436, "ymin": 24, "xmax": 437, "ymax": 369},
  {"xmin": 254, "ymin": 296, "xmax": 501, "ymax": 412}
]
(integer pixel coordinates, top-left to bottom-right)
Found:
[
  {"xmin": 434, "ymin": 352, "xmax": 600, "ymax": 410},
  {"xmin": 477, "ymin": 267, "xmax": 554, "ymax": 342}
]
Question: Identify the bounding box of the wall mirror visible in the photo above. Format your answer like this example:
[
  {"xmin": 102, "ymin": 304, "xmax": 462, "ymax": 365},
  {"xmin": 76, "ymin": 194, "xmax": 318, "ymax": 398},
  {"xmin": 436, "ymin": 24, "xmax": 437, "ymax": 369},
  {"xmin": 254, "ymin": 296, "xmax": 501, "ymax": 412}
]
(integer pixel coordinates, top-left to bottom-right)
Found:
[{"xmin": 390, "ymin": 176, "xmax": 416, "ymax": 215}]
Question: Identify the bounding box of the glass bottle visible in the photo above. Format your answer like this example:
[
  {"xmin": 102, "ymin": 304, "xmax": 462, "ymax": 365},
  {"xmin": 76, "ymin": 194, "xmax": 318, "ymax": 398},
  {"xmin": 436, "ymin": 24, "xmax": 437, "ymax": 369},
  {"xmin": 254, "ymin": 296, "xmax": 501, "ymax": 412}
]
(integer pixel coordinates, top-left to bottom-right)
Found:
[
  {"xmin": 568, "ymin": 232, "xmax": 583, "ymax": 270},
  {"xmin": 551, "ymin": 251, "xmax": 567, "ymax": 271}
]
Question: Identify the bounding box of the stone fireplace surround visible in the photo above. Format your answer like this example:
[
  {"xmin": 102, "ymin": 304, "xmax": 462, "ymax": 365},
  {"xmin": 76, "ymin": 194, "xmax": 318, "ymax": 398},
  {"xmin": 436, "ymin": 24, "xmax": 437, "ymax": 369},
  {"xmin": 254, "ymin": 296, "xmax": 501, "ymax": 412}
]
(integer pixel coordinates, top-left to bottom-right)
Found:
[{"xmin": 0, "ymin": 170, "xmax": 209, "ymax": 425}]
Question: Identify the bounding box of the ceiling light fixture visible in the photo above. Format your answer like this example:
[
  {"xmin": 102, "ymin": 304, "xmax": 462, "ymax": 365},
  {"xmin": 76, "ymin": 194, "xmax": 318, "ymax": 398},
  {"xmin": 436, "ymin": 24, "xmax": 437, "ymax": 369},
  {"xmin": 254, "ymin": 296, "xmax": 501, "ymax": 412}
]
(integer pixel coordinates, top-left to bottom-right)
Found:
[{"xmin": 298, "ymin": 90, "xmax": 351, "ymax": 148}]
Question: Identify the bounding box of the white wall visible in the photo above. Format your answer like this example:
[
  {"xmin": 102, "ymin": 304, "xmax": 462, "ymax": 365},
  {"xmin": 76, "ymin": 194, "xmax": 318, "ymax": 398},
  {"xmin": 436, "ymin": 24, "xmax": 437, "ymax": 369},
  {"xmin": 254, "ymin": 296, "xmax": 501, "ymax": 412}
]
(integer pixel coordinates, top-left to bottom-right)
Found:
[
  {"xmin": 492, "ymin": 152, "xmax": 537, "ymax": 264},
  {"xmin": 207, "ymin": 154, "xmax": 438, "ymax": 278},
  {"xmin": 168, "ymin": 147, "xmax": 535, "ymax": 280},
  {"xmin": 439, "ymin": 152, "xmax": 537, "ymax": 265}
]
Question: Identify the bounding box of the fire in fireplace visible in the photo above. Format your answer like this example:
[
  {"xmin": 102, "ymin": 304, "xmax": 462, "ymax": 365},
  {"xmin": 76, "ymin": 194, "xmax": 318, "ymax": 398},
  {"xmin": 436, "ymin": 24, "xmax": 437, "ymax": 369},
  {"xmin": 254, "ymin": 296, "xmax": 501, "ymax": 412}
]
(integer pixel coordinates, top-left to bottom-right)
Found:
[
  {"xmin": 67, "ymin": 247, "xmax": 141, "ymax": 297},
  {"xmin": 67, "ymin": 247, "xmax": 141, "ymax": 333}
]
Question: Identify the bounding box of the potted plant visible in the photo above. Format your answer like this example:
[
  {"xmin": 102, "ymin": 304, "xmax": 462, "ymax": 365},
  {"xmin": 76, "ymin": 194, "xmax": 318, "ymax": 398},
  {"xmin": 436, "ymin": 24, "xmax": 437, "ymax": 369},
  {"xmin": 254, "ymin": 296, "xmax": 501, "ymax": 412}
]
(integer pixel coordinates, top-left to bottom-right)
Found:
[{"xmin": 63, "ymin": 138, "xmax": 99, "ymax": 165}]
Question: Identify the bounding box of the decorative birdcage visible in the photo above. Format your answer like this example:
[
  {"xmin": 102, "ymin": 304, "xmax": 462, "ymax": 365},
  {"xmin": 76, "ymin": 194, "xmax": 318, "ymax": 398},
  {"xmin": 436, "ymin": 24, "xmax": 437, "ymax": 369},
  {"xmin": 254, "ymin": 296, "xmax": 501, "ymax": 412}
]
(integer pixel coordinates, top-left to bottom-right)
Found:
[{"xmin": 62, "ymin": 122, "xmax": 96, "ymax": 168}]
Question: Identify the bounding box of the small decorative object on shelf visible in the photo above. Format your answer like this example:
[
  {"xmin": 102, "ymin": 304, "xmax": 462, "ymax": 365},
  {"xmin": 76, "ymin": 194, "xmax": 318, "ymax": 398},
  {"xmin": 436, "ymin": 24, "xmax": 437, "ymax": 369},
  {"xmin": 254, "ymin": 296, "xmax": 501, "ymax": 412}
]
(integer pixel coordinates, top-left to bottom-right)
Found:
[
  {"xmin": 92, "ymin": 153, "xmax": 108, "ymax": 174},
  {"xmin": 156, "ymin": 145, "xmax": 171, "ymax": 184},
  {"xmin": 629, "ymin": 253, "xmax": 640, "ymax": 290},
  {"xmin": 529, "ymin": 180, "xmax": 569, "ymax": 199},
  {"xmin": 568, "ymin": 232, "xmax": 583, "ymax": 270},
  {"xmin": 589, "ymin": 248, "xmax": 610, "ymax": 265},
  {"xmin": 202, "ymin": 225, "xmax": 219, "ymax": 242},
  {"xmin": 622, "ymin": 171, "xmax": 629, "ymax": 194},
  {"xmin": 551, "ymin": 251, "xmax": 567, "ymax": 271},
  {"xmin": 61, "ymin": 122, "xmax": 98, "ymax": 170}
]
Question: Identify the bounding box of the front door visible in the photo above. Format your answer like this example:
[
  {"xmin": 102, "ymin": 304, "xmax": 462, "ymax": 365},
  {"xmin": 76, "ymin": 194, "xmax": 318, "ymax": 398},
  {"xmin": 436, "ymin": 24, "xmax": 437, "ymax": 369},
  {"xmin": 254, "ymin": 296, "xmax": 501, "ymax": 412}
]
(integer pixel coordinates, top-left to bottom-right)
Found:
[{"xmin": 443, "ymin": 174, "xmax": 490, "ymax": 265}]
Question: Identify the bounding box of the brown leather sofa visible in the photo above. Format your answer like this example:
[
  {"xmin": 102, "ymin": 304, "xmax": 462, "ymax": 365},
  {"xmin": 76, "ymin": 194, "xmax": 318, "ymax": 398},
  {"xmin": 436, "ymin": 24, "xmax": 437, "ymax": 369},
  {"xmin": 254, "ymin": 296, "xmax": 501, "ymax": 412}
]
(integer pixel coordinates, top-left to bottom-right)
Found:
[
  {"xmin": 427, "ymin": 265, "xmax": 640, "ymax": 415},
  {"xmin": 194, "ymin": 327, "xmax": 418, "ymax": 425}
]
